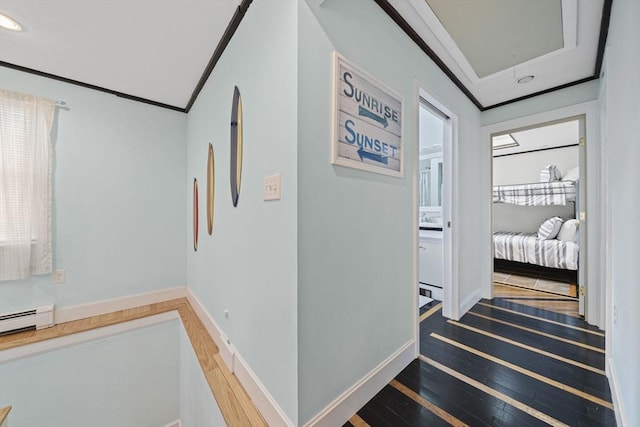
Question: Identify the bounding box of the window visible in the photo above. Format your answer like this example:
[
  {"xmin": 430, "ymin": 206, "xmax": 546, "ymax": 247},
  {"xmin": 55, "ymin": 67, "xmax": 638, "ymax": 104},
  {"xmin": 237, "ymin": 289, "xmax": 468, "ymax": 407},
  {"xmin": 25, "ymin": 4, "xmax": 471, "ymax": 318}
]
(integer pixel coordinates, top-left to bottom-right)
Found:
[{"xmin": 0, "ymin": 89, "xmax": 56, "ymax": 281}]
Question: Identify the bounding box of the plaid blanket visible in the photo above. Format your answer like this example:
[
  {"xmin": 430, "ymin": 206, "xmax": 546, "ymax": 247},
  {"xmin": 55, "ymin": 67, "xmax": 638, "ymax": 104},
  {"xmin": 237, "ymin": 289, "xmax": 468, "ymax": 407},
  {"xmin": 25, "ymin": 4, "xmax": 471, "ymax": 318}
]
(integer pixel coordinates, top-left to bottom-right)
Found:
[
  {"xmin": 493, "ymin": 180, "xmax": 576, "ymax": 206},
  {"xmin": 494, "ymin": 231, "xmax": 579, "ymax": 270}
]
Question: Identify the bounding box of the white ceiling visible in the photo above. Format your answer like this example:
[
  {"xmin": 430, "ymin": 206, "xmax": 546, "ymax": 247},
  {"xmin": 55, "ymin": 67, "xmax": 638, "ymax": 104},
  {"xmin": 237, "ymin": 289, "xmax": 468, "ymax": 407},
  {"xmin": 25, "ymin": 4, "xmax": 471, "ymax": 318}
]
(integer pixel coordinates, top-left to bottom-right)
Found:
[
  {"xmin": 0, "ymin": 1, "xmax": 608, "ymax": 112},
  {"xmin": 0, "ymin": 0, "xmax": 241, "ymax": 110},
  {"xmin": 385, "ymin": 0, "xmax": 607, "ymax": 109}
]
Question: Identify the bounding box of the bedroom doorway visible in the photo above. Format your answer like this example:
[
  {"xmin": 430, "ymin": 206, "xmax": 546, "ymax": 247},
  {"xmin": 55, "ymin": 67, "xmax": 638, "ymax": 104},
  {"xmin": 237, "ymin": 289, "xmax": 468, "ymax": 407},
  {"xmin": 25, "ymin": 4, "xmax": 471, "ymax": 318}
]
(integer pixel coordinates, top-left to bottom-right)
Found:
[{"xmin": 490, "ymin": 117, "xmax": 584, "ymax": 317}]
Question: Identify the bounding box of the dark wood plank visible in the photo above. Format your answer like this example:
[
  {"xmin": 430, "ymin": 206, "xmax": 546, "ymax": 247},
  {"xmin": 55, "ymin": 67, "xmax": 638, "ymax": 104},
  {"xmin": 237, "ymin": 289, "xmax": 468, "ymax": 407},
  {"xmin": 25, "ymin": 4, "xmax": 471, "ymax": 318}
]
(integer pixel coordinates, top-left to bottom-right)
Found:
[
  {"xmin": 471, "ymin": 304, "xmax": 605, "ymax": 349},
  {"xmin": 456, "ymin": 312, "xmax": 606, "ymax": 370},
  {"xmin": 354, "ymin": 294, "xmax": 618, "ymax": 427},
  {"xmin": 488, "ymin": 298, "xmax": 602, "ymax": 331},
  {"xmin": 397, "ymin": 359, "xmax": 550, "ymax": 427},
  {"xmin": 435, "ymin": 321, "xmax": 612, "ymax": 401},
  {"xmin": 419, "ymin": 298, "xmax": 440, "ymax": 316},
  {"xmin": 421, "ymin": 335, "xmax": 615, "ymax": 425}
]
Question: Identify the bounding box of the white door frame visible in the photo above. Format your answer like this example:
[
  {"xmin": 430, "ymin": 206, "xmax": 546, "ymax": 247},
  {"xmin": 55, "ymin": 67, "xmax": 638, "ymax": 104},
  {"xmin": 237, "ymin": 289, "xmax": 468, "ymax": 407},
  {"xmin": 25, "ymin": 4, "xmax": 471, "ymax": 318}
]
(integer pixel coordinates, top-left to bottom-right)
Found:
[
  {"xmin": 480, "ymin": 100, "xmax": 604, "ymax": 328},
  {"xmin": 413, "ymin": 82, "xmax": 459, "ymax": 357}
]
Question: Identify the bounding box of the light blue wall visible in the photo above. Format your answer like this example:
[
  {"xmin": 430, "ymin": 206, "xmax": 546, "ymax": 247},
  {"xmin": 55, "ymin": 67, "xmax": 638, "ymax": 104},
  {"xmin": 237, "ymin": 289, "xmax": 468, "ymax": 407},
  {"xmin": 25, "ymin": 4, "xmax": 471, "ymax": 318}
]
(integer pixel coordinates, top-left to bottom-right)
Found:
[
  {"xmin": 185, "ymin": 1, "xmax": 299, "ymax": 422},
  {"xmin": 599, "ymin": 1, "xmax": 640, "ymax": 425},
  {"xmin": 297, "ymin": 1, "xmax": 485, "ymax": 423},
  {"xmin": 0, "ymin": 68, "xmax": 187, "ymax": 314},
  {"xmin": 0, "ymin": 320, "xmax": 180, "ymax": 427}
]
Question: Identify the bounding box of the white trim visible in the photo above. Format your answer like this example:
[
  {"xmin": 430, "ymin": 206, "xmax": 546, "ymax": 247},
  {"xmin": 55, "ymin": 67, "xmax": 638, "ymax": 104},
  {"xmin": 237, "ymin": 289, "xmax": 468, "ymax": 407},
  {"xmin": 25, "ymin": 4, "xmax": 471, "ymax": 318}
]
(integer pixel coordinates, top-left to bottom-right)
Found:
[
  {"xmin": 481, "ymin": 100, "xmax": 602, "ymax": 327},
  {"xmin": 418, "ymin": 88, "xmax": 459, "ymax": 321},
  {"xmin": 0, "ymin": 311, "xmax": 178, "ymax": 363},
  {"xmin": 186, "ymin": 288, "xmax": 294, "ymax": 427},
  {"xmin": 607, "ymin": 357, "xmax": 627, "ymax": 427},
  {"xmin": 54, "ymin": 286, "xmax": 187, "ymax": 324},
  {"xmin": 459, "ymin": 288, "xmax": 482, "ymax": 320},
  {"xmin": 304, "ymin": 340, "xmax": 415, "ymax": 427},
  {"xmin": 412, "ymin": 79, "xmax": 421, "ymax": 358}
]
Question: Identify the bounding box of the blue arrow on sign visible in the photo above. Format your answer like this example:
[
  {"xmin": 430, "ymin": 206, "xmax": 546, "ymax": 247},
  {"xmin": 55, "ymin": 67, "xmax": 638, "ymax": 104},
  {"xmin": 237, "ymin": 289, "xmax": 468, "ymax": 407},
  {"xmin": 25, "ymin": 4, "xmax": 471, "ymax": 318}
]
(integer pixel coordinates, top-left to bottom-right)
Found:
[
  {"xmin": 359, "ymin": 106, "xmax": 388, "ymax": 128},
  {"xmin": 358, "ymin": 147, "xmax": 388, "ymax": 164}
]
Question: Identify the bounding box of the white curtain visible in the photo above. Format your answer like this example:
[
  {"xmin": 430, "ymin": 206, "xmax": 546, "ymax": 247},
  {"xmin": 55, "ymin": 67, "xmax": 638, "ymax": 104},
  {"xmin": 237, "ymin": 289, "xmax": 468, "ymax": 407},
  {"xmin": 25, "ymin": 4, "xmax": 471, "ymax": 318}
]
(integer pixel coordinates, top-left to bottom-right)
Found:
[{"xmin": 0, "ymin": 89, "xmax": 56, "ymax": 281}]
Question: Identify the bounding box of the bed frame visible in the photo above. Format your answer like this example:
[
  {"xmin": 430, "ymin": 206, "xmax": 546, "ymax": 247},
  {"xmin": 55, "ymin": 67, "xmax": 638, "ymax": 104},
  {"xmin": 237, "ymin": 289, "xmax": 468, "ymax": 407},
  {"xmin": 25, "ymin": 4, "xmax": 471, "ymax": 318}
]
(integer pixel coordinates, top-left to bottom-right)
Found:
[{"xmin": 494, "ymin": 258, "xmax": 578, "ymax": 285}]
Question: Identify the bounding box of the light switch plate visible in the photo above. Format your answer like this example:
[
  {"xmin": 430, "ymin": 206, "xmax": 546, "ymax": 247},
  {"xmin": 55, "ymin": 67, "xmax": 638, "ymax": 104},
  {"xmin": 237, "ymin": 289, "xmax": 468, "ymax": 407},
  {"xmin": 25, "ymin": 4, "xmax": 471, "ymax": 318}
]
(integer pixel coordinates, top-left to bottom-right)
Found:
[{"xmin": 264, "ymin": 173, "xmax": 281, "ymax": 201}]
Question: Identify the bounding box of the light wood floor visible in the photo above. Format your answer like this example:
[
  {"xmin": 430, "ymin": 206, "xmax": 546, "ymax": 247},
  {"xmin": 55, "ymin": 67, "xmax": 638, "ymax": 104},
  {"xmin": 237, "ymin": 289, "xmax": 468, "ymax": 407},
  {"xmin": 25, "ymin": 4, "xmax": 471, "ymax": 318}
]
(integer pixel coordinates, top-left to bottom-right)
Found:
[
  {"xmin": 493, "ymin": 271, "xmax": 577, "ymax": 297},
  {"xmin": 0, "ymin": 298, "xmax": 266, "ymax": 427},
  {"xmin": 493, "ymin": 283, "xmax": 580, "ymax": 317}
]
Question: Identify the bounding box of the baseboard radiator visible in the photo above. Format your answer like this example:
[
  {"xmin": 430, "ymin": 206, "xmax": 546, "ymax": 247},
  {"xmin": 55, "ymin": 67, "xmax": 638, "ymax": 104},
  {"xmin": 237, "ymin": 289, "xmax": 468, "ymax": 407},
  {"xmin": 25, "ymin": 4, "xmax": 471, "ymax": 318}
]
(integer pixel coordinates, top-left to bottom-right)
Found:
[{"xmin": 0, "ymin": 305, "xmax": 55, "ymax": 336}]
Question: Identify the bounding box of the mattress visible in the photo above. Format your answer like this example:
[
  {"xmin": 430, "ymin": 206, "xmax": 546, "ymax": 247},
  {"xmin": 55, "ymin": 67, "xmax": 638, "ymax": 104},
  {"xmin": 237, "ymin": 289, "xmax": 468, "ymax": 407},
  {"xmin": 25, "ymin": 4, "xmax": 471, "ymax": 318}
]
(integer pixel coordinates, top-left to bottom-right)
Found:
[{"xmin": 493, "ymin": 231, "xmax": 579, "ymax": 271}]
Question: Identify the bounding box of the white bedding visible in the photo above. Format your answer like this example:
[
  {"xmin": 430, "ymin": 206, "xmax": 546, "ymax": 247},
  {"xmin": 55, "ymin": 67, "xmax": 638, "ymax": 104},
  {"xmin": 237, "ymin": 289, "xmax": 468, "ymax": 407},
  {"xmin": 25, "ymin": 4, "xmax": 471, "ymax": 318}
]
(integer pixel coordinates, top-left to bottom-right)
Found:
[{"xmin": 493, "ymin": 231, "xmax": 579, "ymax": 270}]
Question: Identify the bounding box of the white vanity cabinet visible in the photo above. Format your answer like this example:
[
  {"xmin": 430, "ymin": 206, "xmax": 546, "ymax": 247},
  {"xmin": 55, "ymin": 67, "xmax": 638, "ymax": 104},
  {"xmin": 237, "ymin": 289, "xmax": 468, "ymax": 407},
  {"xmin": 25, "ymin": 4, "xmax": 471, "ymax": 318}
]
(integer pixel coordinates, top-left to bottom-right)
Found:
[{"xmin": 418, "ymin": 230, "xmax": 443, "ymax": 300}]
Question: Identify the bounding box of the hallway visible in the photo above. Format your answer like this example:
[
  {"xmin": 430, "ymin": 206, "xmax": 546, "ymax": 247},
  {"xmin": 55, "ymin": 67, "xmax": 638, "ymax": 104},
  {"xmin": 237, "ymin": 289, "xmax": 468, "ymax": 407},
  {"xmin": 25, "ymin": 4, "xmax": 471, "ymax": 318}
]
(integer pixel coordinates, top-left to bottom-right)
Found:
[{"xmin": 346, "ymin": 297, "xmax": 615, "ymax": 426}]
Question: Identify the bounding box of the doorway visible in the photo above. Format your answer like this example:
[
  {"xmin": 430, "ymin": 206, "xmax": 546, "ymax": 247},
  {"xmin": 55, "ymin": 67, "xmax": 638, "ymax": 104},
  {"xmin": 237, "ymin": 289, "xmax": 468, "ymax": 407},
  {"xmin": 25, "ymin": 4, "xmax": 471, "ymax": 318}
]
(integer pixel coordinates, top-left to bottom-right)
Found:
[
  {"xmin": 417, "ymin": 89, "xmax": 457, "ymax": 327},
  {"xmin": 490, "ymin": 117, "xmax": 584, "ymax": 317}
]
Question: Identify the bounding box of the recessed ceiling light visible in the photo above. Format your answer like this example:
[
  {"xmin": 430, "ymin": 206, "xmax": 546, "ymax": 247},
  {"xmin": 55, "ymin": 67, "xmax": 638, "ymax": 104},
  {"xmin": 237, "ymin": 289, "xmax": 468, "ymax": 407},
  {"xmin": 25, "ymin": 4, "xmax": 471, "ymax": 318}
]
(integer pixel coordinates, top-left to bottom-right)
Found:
[
  {"xmin": 517, "ymin": 75, "xmax": 535, "ymax": 84},
  {"xmin": 0, "ymin": 12, "xmax": 22, "ymax": 32}
]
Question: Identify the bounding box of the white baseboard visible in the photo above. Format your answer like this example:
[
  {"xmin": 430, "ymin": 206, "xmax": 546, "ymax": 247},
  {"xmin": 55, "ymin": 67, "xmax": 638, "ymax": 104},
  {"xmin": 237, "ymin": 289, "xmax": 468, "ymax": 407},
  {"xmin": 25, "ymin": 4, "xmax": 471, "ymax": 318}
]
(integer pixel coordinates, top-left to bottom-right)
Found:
[
  {"xmin": 186, "ymin": 288, "xmax": 294, "ymax": 427},
  {"xmin": 459, "ymin": 288, "xmax": 482, "ymax": 319},
  {"xmin": 54, "ymin": 287, "xmax": 187, "ymax": 324},
  {"xmin": 304, "ymin": 339, "xmax": 415, "ymax": 427},
  {"xmin": 607, "ymin": 357, "xmax": 627, "ymax": 427}
]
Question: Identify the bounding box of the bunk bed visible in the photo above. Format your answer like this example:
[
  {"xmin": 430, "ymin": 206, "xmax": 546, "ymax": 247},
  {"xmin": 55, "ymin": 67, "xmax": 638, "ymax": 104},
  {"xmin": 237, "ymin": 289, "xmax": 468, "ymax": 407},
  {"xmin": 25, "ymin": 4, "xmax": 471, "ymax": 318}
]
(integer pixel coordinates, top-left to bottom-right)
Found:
[
  {"xmin": 493, "ymin": 180, "xmax": 577, "ymax": 206},
  {"xmin": 492, "ymin": 177, "xmax": 579, "ymax": 283}
]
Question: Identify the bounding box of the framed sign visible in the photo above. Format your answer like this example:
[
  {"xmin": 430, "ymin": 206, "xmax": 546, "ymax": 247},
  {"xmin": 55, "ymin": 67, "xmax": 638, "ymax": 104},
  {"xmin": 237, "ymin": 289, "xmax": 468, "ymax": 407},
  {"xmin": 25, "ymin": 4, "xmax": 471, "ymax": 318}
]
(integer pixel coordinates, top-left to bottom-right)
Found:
[{"xmin": 332, "ymin": 52, "xmax": 403, "ymax": 177}]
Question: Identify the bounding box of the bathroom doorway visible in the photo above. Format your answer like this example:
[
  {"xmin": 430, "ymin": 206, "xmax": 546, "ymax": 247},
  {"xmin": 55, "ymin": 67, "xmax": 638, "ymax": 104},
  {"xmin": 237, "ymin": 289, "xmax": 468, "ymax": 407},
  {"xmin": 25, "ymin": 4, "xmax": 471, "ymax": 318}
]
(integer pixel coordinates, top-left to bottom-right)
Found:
[{"xmin": 417, "ymin": 89, "xmax": 457, "ymax": 328}]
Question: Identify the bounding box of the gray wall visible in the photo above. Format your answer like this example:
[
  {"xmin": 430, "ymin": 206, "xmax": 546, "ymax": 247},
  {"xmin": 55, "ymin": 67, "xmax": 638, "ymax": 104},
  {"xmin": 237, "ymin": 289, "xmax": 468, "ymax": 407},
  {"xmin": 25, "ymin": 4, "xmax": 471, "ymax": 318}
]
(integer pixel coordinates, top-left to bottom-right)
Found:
[
  {"xmin": 297, "ymin": 0, "xmax": 486, "ymax": 423},
  {"xmin": 185, "ymin": 0, "xmax": 299, "ymax": 422},
  {"xmin": 493, "ymin": 146, "xmax": 579, "ymax": 185},
  {"xmin": 599, "ymin": 1, "xmax": 640, "ymax": 425},
  {"xmin": 0, "ymin": 67, "xmax": 186, "ymax": 314}
]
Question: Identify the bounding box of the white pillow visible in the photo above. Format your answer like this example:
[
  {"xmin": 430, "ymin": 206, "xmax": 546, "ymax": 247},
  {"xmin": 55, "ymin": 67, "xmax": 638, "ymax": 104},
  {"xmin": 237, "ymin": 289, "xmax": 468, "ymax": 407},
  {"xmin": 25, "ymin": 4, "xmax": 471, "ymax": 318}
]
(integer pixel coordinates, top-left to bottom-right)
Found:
[
  {"xmin": 563, "ymin": 167, "xmax": 579, "ymax": 182},
  {"xmin": 540, "ymin": 165, "xmax": 561, "ymax": 182},
  {"xmin": 557, "ymin": 219, "xmax": 579, "ymax": 242},
  {"xmin": 538, "ymin": 216, "xmax": 564, "ymax": 240}
]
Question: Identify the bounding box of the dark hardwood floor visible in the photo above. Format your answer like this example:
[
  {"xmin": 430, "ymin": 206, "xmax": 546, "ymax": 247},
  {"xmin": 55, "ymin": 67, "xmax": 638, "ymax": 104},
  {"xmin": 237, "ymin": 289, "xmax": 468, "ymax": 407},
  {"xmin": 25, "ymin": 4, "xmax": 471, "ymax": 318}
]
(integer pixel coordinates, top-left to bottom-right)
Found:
[{"xmin": 344, "ymin": 298, "xmax": 616, "ymax": 426}]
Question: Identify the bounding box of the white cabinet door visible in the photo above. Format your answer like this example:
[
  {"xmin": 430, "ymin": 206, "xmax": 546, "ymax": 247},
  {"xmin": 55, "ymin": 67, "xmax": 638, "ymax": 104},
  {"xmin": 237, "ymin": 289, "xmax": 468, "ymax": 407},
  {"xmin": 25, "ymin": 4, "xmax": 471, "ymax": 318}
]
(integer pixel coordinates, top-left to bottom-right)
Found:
[
  {"xmin": 418, "ymin": 238, "xmax": 443, "ymax": 287},
  {"xmin": 418, "ymin": 243, "xmax": 429, "ymax": 284}
]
